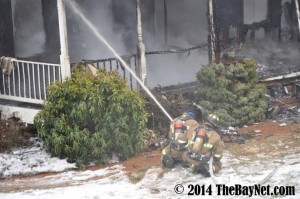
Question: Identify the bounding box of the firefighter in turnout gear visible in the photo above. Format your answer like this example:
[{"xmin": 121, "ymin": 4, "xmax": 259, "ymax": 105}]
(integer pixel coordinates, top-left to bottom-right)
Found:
[
  {"xmin": 182, "ymin": 114, "xmax": 224, "ymax": 177},
  {"xmin": 161, "ymin": 104, "xmax": 204, "ymax": 168}
]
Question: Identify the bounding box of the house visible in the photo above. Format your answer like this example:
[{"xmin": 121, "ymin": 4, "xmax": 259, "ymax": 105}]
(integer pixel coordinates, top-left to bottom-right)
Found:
[{"xmin": 0, "ymin": 0, "xmax": 299, "ymax": 123}]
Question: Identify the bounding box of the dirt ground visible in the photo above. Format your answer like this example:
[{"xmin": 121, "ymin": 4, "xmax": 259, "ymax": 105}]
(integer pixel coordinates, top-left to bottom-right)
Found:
[
  {"xmin": 0, "ymin": 119, "xmax": 35, "ymax": 153},
  {"xmin": 228, "ymin": 121, "xmax": 300, "ymax": 156}
]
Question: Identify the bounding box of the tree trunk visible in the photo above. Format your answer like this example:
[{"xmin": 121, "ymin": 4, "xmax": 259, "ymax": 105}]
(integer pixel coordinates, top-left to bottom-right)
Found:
[
  {"xmin": 207, "ymin": 0, "xmax": 220, "ymax": 64},
  {"xmin": 136, "ymin": 0, "xmax": 147, "ymax": 86}
]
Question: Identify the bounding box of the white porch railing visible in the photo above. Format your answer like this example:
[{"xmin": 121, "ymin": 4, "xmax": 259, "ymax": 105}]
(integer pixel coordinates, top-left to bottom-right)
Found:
[{"xmin": 0, "ymin": 59, "xmax": 61, "ymax": 104}]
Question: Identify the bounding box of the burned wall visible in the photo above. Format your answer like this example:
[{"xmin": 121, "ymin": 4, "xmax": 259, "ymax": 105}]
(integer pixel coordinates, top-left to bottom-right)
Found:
[
  {"xmin": 266, "ymin": 0, "xmax": 282, "ymax": 40},
  {"xmin": 40, "ymin": 0, "xmax": 60, "ymax": 63},
  {"xmin": 12, "ymin": 0, "xmax": 45, "ymax": 58},
  {"xmin": 146, "ymin": 0, "xmax": 208, "ymax": 88},
  {"xmin": 165, "ymin": 0, "xmax": 207, "ymax": 47},
  {"xmin": 0, "ymin": 0, "xmax": 15, "ymax": 57},
  {"xmin": 65, "ymin": 0, "xmax": 209, "ymax": 87},
  {"xmin": 217, "ymin": 0, "xmax": 243, "ymax": 42},
  {"xmin": 112, "ymin": 0, "xmax": 155, "ymax": 51}
]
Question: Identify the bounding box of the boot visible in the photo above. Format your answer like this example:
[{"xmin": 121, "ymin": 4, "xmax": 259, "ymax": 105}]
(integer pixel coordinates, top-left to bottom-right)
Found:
[
  {"xmin": 181, "ymin": 160, "xmax": 190, "ymax": 168},
  {"xmin": 162, "ymin": 155, "xmax": 174, "ymax": 168},
  {"xmin": 195, "ymin": 164, "xmax": 210, "ymax": 177}
]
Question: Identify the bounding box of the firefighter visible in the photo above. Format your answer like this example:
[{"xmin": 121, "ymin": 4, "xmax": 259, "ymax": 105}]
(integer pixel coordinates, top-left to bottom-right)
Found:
[
  {"xmin": 182, "ymin": 114, "xmax": 223, "ymax": 177},
  {"xmin": 161, "ymin": 104, "xmax": 204, "ymax": 168}
]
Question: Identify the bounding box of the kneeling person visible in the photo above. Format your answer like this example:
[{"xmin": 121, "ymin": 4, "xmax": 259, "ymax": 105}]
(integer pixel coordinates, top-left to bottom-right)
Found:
[
  {"xmin": 182, "ymin": 114, "xmax": 223, "ymax": 177},
  {"xmin": 161, "ymin": 105, "xmax": 203, "ymax": 168}
]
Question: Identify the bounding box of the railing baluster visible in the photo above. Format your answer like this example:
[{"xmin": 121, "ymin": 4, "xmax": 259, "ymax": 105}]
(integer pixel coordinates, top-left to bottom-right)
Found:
[
  {"xmin": 27, "ymin": 63, "xmax": 31, "ymax": 98},
  {"xmin": 12, "ymin": 66, "xmax": 15, "ymax": 96},
  {"xmin": 2, "ymin": 71, "xmax": 5, "ymax": 95},
  {"xmin": 37, "ymin": 64, "xmax": 41, "ymax": 100},
  {"xmin": 58, "ymin": 65, "xmax": 61, "ymax": 82},
  {"xmin": 52, "ymin": 64, "xmax": 55, "ymax": 83},
  {"xmin": 17, "ymin": 62, "xmax": 20, "ymax": 97},
  {"xmin": 43, "ymin": 65, "xmax": 46, "ymax": 100},
  {"xmin": 8, "ymin": 75, "xmax": 11, "ymax": 95},
  {"xmin": 48, "ymin": 65, "xmax": 50, "ymax": 85},
  {"xmin": 54, "ymin": 65, "xmax": 57, "ymax": 81},
  {"xmin": 22, "ymin": 62, "xmax": 25, "ymax": 97},
  {"xmin": 33, "ymin": 64, "xmax": 36, "ymax": 99}
]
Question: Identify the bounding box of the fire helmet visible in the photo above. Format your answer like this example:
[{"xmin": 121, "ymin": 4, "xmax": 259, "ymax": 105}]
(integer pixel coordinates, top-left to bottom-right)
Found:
[
  {"xmin": 187, "ymin": 103, "xmax": 204, "ymax": 121},
  {"xmin": 206, "ymin": 114, "xmax": 220, "ymax": 127}
]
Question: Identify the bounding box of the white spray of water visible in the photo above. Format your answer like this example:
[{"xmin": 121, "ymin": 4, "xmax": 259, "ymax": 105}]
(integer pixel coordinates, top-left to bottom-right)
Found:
[{"xmin": 66, "ymin": 0, "xmax": 173, "ymax": 122}]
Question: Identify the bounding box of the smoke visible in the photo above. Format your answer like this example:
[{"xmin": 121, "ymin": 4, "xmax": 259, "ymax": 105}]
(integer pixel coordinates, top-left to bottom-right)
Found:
[
  {"xmin": 147, "ymin": 50, "xmax": 208, "ymax": 88},
  {"xmin": 65, "ymin": 0, "xmax": 209, "ymax": 88},
  {"xmin": 144, "ymin": 0, "xmax": 209, "ymax": 88},
  {"xmin": 237, "ymin": 0, "xmax": 300, "ymax": 77},
  {"xmin": 237, "ymin": 40, "xmax": 300, "ymax": 77},
  {"xmin": 11, "ymin": 0, "xmax": 46, "ymax": 57},
  {"xmin": 9, "ymin": 0, "xmax": 209, "ymax": 87},
  {"xmin": 66, "ymin": 0, "xmax": 127, "ymax": 61},
  {"xmin": 12, "ymin": 0, "xmax": 299, "ymax": 88}
]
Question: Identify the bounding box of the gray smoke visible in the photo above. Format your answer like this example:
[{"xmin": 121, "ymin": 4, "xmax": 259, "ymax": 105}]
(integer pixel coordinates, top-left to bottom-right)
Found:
[
  {"xmin": 12, "ymin": 0, "xmax": 46, "ymax": 57},
  {"xmin": 66, "ymin": 0, "xmax": 209, "ymax": 88},
  {"xmin": 10, "ymin": 0, "xmax": 299, "ymax": 88},
  {"xmin": 238, "ymin": 0, "xmax": 300, "ymax": 77}
]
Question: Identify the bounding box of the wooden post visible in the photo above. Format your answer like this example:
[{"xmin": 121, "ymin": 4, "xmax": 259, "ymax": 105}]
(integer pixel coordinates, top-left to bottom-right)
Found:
[
  {"xmin": 136, "ymin": 0, "xmax": 147, "ymax": 86},
  {"xmin": 57, "ymin": 0, "xmax": 71, "ymax": 81},
  {"xmin": 295, "ymin": 0, "xmax": 300, "ymax": 38},
  {"xmin": 208, "ymin": 0, "xmax": 220, "ymax": 64}
]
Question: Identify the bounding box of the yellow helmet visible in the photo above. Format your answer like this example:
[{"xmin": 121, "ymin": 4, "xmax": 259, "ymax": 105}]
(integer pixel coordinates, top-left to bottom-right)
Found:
[{"xmin": 206, "ymin": 114, "xmax": 220, "ymax": 127}]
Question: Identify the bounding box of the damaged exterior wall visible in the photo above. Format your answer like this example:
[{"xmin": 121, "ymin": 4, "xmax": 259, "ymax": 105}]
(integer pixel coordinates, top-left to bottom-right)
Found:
[
  {"xmin": 0, "ymin": 0, "xmax": 15, "ymax": 57},
  {"xmin": 217, "ymin": 0, "xmax": 243, "ymax": 44},
  {"xmin": 40, "ymin": 0, "xmax": 60, "ymax": 63},
  {"xmin": 266, "ymin": 0, "xmax": 282, "ymax": 40},
  {"xmin": 1, "ymin": 0, "xmax": 300, "ymax": 86},
  {"xmin": 12, "ymin": 0, "xmax": 45, "ymax": 58}
]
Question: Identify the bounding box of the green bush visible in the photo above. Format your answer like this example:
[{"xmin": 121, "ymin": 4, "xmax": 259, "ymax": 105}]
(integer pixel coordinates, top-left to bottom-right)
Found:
[
  {"xmin": 34, "ymin": 68, "xmax": 147, "ymax": 166},
  {"xmin": 196, "ymin": 59, "xmax": 268, "ymax": 127}
]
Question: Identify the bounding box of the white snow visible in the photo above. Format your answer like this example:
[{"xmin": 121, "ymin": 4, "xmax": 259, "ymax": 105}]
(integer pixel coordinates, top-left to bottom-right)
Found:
[
  {"xmin": 0, "ymin": 136, "xmax": 299, "ymax": 198},
  {"xmin": 0, "ymin": 138, "xmax": 76, "ymax": 178}
]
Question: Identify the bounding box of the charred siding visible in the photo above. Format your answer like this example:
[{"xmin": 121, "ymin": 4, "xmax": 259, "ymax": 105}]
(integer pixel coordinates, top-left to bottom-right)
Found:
[
  {"xmin": 41, "ymin": 0, "xmax": 60, "ymax": 61},
  {"xmin": 0, "ymin": 0, "xmax": 15, "ymax": 57}
]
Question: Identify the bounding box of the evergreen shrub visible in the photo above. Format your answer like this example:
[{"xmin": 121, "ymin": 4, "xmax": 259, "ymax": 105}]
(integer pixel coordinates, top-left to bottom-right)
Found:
[
  {"xmin": 34, "ymin": 68, "xmax": 147, "ymax": 166},
  {"xmin": 196, "ymin": 59, "xmax": 268, "ymax": 127}
]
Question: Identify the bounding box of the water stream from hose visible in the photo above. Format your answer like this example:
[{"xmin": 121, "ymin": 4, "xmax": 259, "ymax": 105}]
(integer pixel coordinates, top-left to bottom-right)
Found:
[{"xmin": 66, "ymin": 0, "xmax": 173, "ymax": 122}]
